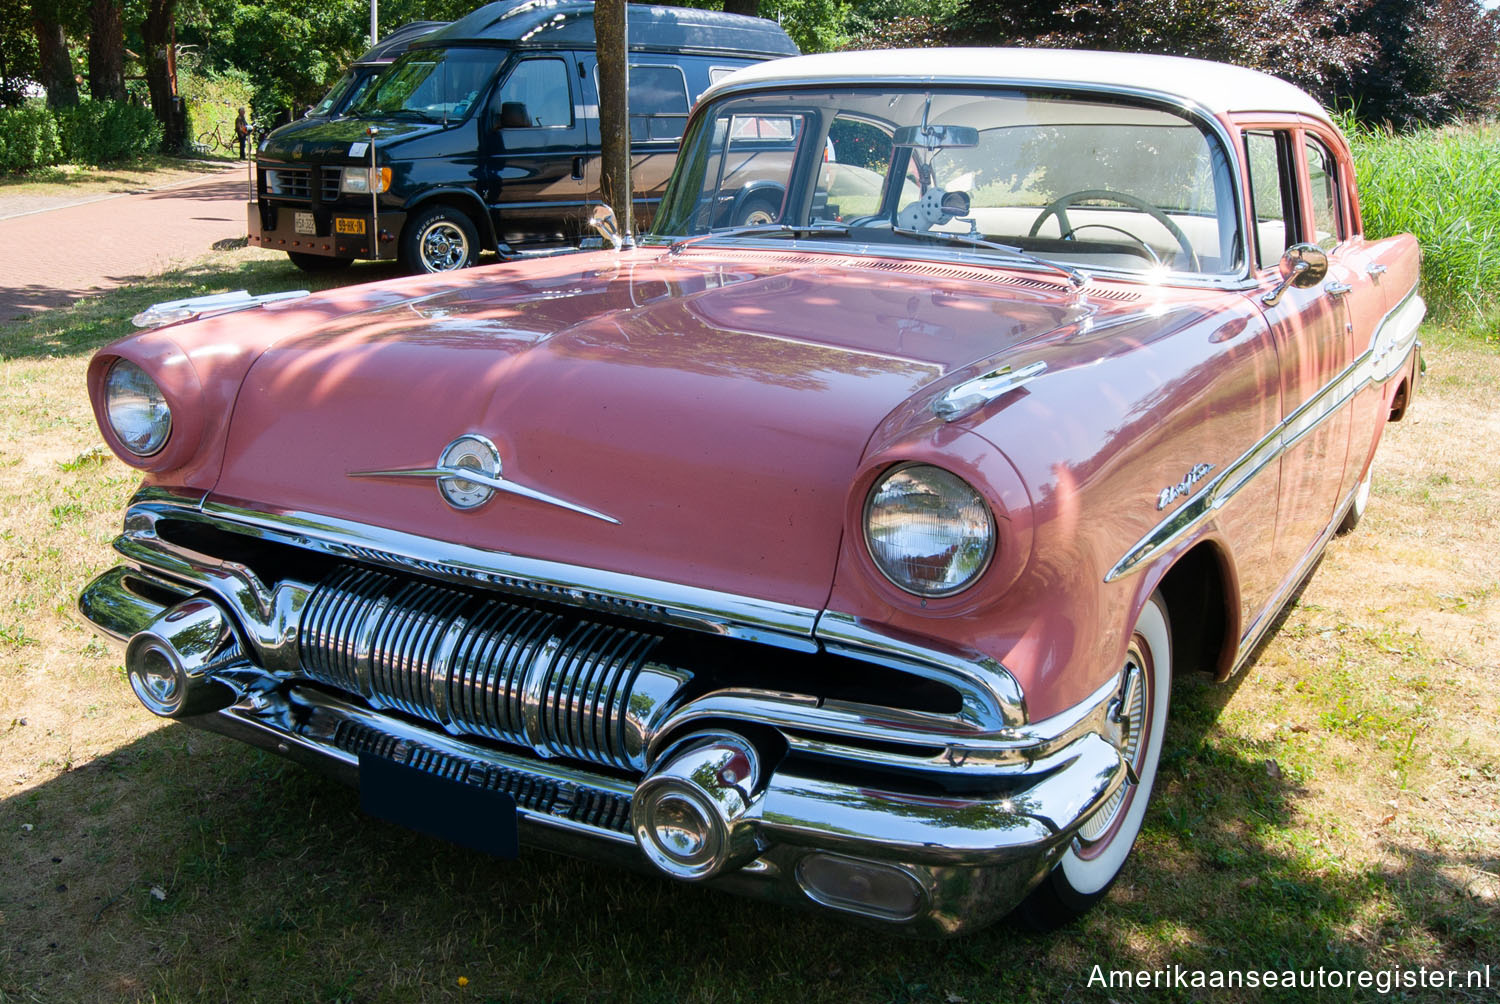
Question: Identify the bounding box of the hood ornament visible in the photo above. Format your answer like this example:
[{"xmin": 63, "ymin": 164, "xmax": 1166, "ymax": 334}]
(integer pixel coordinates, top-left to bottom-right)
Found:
[{"xmin": 351, "ymin": 434, "xmax": 619, "ymax": 524}]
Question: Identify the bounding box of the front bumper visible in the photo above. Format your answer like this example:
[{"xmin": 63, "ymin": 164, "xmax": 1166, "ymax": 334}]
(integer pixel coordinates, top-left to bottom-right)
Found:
[
  {"xmin": 248, "ymin": 201, "xmax": 404, "ymax": 260},
  {"xmin": 79, "ymin": 488, "xmax": 1129, "ymax": 936}
]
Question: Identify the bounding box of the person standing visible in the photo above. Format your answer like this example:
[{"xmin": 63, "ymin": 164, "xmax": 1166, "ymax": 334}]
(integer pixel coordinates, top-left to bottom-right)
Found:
[{"xmin": 235, "ymin": 107, "xmax": 250, "ymax": 159}]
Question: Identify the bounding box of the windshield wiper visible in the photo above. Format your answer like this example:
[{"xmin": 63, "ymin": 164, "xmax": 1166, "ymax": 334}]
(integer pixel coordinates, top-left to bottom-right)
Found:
[
  {"xmin": 668, "ymin": 222, "xmax": 850, "ymax": 254},
  {"xmin": 892, "ymin": 225, "xmax": 1089, "ymax": 289},
  {"xmin": 384, "ymin": 109, "xmax": 438, "ymax": 122}
]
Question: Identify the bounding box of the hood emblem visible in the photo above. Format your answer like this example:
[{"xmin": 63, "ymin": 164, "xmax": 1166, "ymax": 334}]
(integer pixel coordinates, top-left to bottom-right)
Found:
[{"xmin": 350, "ymin": 434, "xmax": 619, "ymax": 524}]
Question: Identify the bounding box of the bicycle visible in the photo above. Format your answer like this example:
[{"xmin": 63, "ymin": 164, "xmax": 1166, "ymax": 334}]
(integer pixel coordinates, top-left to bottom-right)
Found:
[{"xmin": 192, "ymin": 122, "xmax": 237, "ymax": 158}]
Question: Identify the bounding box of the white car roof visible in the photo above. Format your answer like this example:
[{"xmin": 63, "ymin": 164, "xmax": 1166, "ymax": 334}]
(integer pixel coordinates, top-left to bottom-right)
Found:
[{"xmin": 705, "ymin": 48, "xmax": 1331, "ymax": 123}]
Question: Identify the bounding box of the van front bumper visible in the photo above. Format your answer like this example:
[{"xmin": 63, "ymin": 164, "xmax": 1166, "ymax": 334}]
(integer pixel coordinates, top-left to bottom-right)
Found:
[{"xmin": 248, "ymin": 202, "xmax": 404, "ymax": 260}]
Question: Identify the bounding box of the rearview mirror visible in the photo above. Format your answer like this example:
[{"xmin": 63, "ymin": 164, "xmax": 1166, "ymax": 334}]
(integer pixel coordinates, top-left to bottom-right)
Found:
[{"xmin": 892, "ymin": 124, "xmax": 979, "ymax": 149}]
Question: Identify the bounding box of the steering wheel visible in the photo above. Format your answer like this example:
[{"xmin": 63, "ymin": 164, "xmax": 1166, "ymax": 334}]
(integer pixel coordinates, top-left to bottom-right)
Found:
[{"xmin": 1028, "ymin": 189, "xmax": 1200, "ymax": 271}]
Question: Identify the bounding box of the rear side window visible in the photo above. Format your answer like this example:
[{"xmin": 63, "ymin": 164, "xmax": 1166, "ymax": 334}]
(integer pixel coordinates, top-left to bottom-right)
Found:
[
  {"xmin": 1304, "ymin": 135, "xmax": 1343, "ymax": 250},
  {"xmin": 497, "ymin": 58, "xmax": 573, "ymax": 128},
  {"xmin": 630, "ymin": 65, "xmax": 690, "ymax": 141}
]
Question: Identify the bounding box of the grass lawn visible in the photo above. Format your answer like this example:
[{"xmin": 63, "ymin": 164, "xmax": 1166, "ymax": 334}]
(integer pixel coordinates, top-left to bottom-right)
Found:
[
  {"xmin": 0, "ymin": 246, "xmax": 1496, "ymax": 1003},
  {"xmin": 0, "ymin": 157, "xmax": 243, "ymax": 218}
]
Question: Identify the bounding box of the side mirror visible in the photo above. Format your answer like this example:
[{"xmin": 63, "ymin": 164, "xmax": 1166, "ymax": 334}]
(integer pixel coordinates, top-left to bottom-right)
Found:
[
  {"xmin": 496, "ymin": 101, "xmax": 531, "ymax": 130},
  {"xmin": 1262, "ymin": 243, "xmax": 1329, "ymax": 306},
  {"xmin": 589, "ymin": 204, "xmax": 622, "ymax": 250}
]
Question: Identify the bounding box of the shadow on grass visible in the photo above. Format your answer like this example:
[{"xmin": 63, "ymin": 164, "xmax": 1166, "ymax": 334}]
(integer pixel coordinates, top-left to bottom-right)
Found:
[
  {"xmin": 2, "ymin": 661, "xmax": 1494, "ymax": 1003},
  {"xmin": 0, "ymin": 253, "xmax": 404, "ymax": 362},
  {"xmin": 0, "ymin": 156, "xmax": 219, "ymax": 192}
]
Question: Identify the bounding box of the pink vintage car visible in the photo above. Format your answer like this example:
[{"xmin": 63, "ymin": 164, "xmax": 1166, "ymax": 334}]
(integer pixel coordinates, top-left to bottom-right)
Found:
[{"xmin": 79, "ymin": 49, "xmax": 1423, "ymax": 935}]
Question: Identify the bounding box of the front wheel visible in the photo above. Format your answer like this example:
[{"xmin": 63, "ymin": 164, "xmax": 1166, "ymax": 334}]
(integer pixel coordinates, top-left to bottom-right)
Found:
[
  {"xmin": 1337, "ymin": 464, "xmax": 1373, "ymax": 534},
  {"xmin": 1020, "ymin": 591, "xmax": 1172, "ymax": 927},
  {"xmin": 400, "ymin": 205, "xmax": 480, "ymax": 273}
]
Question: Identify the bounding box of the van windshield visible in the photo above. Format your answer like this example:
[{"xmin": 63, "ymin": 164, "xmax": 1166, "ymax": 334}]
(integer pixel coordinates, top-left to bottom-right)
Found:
[{"xmin": 350, "ymin": 47, "xmax": 498, "ymax": 123}]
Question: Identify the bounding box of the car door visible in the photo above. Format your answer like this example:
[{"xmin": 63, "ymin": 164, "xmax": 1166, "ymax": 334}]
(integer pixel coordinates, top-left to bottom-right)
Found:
[
  {"xmin": 482, "ymin": 53, "xmax": 591, "ymax": 246},
  {"xmin": 1244, "ymin": 126, "xmax": 1355, "ymax": 588}
]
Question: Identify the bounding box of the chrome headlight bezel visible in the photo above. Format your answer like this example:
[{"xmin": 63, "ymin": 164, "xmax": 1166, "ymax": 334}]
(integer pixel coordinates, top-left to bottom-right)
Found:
[
  {"xmin": 862, "ymin": 462, "xmax": 997, "ymax": 598},
  {"xmin": 104, "ymin": 358, "xmax": 172, "ymax": 457}
]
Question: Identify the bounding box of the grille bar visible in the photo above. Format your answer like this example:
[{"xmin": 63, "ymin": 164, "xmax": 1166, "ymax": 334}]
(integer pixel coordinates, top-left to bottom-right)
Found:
[{"xmin": 299, "ymin": 565, "xmax": 685, "ymax": 773}]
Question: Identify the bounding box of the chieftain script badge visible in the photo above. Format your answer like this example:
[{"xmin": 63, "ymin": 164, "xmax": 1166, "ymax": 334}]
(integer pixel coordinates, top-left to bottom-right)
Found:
[{"xmin": 1157, "ymin": 463, "xmax": 1215, "ymax": 511}]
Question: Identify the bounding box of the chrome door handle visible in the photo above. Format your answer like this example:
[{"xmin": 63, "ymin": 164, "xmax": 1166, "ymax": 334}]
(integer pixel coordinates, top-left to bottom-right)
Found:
[
  {"xmin": 1326, "ymin": 281, "xmax": 1352, "ymax": 298},
  {"xmin": 1366, "ymin": 263, "xmax": 1388, "ymax": 276}
]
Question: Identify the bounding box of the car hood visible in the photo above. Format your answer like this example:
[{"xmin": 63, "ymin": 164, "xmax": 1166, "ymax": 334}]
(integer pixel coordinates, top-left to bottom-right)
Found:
[
  {"xmin": 213, "ymin": 249, "xmax": 1087, "ymax": 608},
  {"xmin": 259, "ymin": 116, "xmax": 444, "ymax": 161}
]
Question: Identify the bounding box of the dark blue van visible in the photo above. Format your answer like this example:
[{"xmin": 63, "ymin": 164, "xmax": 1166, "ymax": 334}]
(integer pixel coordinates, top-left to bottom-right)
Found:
[{"xmin": 248, "ymin": 0, "xmax": 798, "ymax": 273}]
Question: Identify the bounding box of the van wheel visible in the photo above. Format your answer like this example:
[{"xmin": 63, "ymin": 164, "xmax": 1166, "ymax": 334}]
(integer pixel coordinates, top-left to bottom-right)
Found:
[
  {"xmin": 1019, "ymin": 591, "xmax": 1172, "ymax": 928},
  {"xmin": 286, "ymin": 251, "xmax": 352, "ymax": 273},
  {"xmin": 402, "ymin": 205, "xmax": 479, "ymax": 273},
  {"xmin": 734, "ymin": 193, "xmax": 780, "ymax": 226}
]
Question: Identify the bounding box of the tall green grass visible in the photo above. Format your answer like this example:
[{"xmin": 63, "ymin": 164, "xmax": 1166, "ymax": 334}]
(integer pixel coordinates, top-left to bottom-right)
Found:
[{"xmin": 1345, "ymin": 116, "xmax": 1500, "ymax": 323}]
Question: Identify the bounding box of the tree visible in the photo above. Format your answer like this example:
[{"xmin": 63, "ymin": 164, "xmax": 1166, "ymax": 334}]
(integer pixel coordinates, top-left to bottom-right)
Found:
[
  {"xmin": 89, "ymin": 0, "xmax": 126, "ymax": 100},
  {"xmin": 142, "ymin": 0, "xmax": 185, "ymax": 149},
  {"xmin": 0, "ymin": 0, "xmax": 41, "ymax": 106},
  {"xmin": 31, "ymin": 0, "xmax": 79, "ymax": 108}
]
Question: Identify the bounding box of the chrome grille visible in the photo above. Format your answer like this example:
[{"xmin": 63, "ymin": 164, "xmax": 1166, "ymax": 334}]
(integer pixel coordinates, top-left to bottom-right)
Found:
[
  {"xmin": 299, "ymin": 565, "xmax": 684, "ymax": 773},
  {"xmin": 263, "ymin": 166, "xmax": 313, "ymax": 198}
]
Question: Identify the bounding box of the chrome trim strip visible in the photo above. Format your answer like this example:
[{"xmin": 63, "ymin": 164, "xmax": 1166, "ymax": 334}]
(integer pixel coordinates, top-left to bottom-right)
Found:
[
  {"xmin": 1105, "ymin": 287, "xmax": 1425, "ymax": 583},
  {"xmin": 933, "ymin": 361, "xmax": 1048, "ymax": 422},
  {"xmin": 123, "ymin": 488, "xmax": 821, "ymax": 652},
  {"xmin": 814, "ymin": 610, "xmax": 1027, "ymax": 728}
]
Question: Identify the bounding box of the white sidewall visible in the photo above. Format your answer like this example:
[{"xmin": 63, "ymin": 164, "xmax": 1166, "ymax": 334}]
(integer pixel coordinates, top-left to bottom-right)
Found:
[{"xmin": 1058, "ymin": 596, "xmax": 1171, "ymax": 896}]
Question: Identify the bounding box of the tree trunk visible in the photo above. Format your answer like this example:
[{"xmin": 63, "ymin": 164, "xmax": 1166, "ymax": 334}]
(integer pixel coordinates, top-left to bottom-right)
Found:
[
  {"xmin": 723, "ymin": 0, "xmax": 760, "ymax": 16},
  {"xmin": 142, "ymin": 0, "xmax": 185, "ymax": 152},
  {"xmin": 32, "ymin": 0, "xmax": 78, "ymax": 108},
  {"xmin": 89, "ymin": 0, "xmax": 127, "ymax": 101},
  {"xmin": 596, "ymin": 0, "xmax": 632, "ymax": 241}
]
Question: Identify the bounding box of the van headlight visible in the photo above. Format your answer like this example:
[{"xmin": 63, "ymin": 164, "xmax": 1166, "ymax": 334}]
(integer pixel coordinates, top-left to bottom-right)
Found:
[
  {"xmin": 104, "ymin": 359, "xmax": 172, "ymax": 456},
  {"xmin": 340, "ymin": 166, "xmax": 392, "ymax": 194},
  {"xmin": 864, "ymin": 463, "xmax": 995, "ymax": 597}
]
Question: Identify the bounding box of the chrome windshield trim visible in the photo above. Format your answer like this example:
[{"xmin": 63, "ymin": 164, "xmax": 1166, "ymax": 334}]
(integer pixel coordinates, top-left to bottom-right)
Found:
[
  {"xmin": 675, "ymin": 76, "xmax": 1252, "ymax": 286},
  {"xmin": 1105, "ymin": 286, "xmax": 1425, "ymax": 583},
  {"xmin": 121, "ymin": 487, "xmax": 821, "ymax": 651}
]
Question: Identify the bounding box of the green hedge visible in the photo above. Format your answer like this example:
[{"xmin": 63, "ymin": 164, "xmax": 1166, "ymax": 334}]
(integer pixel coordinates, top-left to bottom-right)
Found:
[
  {"xmin": 56, "ymin": 101, "xmax": 163, "ymax": 166},
  {"xmin": 0, "ymin": 105, "xmax": 63, "ymax": 174}
]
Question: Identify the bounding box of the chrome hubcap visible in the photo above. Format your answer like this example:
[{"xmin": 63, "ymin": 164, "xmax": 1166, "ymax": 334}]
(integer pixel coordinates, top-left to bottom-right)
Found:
[
  {"xmin": 1077, "ymin": 651, "xmax": 1147, "ymax": 844},
  {"xmin": 419, "ymin": 221, "xmax": 469, "ymax": 271}
]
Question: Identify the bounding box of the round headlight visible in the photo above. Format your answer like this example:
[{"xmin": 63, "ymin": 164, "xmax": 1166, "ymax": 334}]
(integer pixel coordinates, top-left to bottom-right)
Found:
[
  {"xmin": 864, "ymin": 463, "xmax": 996, "ymax": 597},
  {"xmin": 105, "ymin": 359, "xmax": 172, "ymax": 457}
]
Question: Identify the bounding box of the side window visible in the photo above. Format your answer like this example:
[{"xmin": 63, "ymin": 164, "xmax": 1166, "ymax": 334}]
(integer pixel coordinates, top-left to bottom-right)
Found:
[
  {"xmin": 1243, "ymin": 130, "xmax": 1298, "ymax": 269},
  {"xmin": 496, "ymin": 58, "xmax": 572, "ymax": 128},
  {"xmin": 1304, "ymin": 135, "xmax": 1343, "ymax": 250},
  {"xmin": 629, "ymin": 65, "xmax": 690, "ymax": 141},
  {"xmin": 708, "ymin": 66, "xmax": 738, "ymax": 86}
]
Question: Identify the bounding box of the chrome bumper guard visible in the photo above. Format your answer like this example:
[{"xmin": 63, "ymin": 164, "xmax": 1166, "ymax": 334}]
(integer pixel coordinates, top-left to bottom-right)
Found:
[{"xmin": 79, "ymin": 493, "xmax": 1130, "ymax": 936}]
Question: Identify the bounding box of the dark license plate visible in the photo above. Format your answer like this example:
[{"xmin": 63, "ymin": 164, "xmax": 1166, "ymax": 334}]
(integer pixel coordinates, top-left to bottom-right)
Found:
[
  {"xmin": 359, "ymin": 754, "xmax": 519, "ymax": 858},
  {"xmin": 335, "ymin": 217, "xmax": 366, "ymax": 235}
]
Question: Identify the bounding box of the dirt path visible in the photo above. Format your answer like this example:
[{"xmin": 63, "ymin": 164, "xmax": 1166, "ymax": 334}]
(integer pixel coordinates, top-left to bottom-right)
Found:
[{"xmin": 0, "ymin": 165, "xmax": 251, "ymax": 323}]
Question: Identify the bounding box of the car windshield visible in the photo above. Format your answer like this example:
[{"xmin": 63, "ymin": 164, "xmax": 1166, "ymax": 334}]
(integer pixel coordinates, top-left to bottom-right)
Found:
[
  {"xmin": 349, "ymin": 47, "xmax": 497, "ymax": 123},
  {"xmin": 649, "ymin": 86, "xmax": 1243, "ymax": 278}
]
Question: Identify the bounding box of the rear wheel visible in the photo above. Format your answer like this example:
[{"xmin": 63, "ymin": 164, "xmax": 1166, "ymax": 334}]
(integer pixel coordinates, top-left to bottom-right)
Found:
[
  {"xmin": 286, "ymin": 251, "xmax": 352, "ymax": 273},
  {"xmin": 734, "ymin": 193, "xmax": 780, "ymax": 227},
  {"xmin": 1020, "ymin": 591, "xmax": 1171, "ymax": 927},
  {"xmin": 1337, "ymin": 464, "xmax": 1373, "ymax": 534},
  {"xmin": 401, "ymin": 205, "xmax": 480, "ymax": 273}
]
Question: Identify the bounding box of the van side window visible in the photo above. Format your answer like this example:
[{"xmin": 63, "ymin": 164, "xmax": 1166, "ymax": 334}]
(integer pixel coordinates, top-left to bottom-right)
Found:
[
  {"xmin": 1243, "ymin": 130, "xmax": 1298, "ymax": 268},
  {"xmin": 497, "ymin": 59, "xmax": 572, "ymax": 128},
  {"xmin": 1304, "ymin": 135, "xmax": 1342, "ymax": 250},
  {"xmin": 630, "ymin": 66, "xmax": 690, "ymax": 141}
]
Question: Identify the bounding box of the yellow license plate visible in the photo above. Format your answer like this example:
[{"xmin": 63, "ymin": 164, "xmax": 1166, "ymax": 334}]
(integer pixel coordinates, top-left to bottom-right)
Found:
[{"xmin": 335, "ymin": 217, "xmax": 366, "ymax": 235}]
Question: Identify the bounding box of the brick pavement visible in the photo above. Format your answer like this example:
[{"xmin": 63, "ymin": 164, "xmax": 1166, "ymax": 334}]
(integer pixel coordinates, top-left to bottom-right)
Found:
[{"xmin": 0, "ymin": 165, "xmax": 253, "ymax": 323}]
